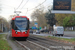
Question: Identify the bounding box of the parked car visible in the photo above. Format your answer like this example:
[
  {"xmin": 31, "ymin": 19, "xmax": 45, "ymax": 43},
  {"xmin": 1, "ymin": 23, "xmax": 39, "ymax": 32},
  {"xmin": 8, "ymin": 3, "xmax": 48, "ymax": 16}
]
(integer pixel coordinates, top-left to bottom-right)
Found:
[
  {"xmin": 36, "ymin": 30, "xmax": 40, "ymax": 34},
  {"xmin": 29, "ymin": 30, "xmax": 33, "ymax": 34},
  {"xmin": 44, "ymin": 29, "xmax": 49, "ymax": 33},
  {"xmin": 40, "ymin": 30, "xmax": 44, "ymax": 33},
  {"xmin": 40, "ymin": 29, "xmax": 49, "ymax": 33}
]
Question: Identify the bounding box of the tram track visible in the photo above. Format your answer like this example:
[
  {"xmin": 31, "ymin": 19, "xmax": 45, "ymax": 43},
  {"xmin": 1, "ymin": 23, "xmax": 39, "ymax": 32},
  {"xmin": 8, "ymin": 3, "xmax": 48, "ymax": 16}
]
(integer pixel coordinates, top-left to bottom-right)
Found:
[
  {"xmin": 8, "ymin": 32, "xmax": 50, "ymax": 50},
  {"xmin": 15, "ymin": 40, "xmax": 30, "ymax": 50},
  {"xmin": 27, "ymin": 35, "xmax": 75, "ymax": 50},
  {"xmin": 27, "ymin": 40, "xmax": 50, "ymax": 50},
  {"xmin": 16, "ymin": 40, "xmax": 50, "ymax": 50},
  {"xmin": 28, "ymin": 35, "xmax": 74, "ymax": 46},
  {"xmin": 9, "ymin": 33, "xmax": 75, "ymax": 50},
  {"xmin": 15, "ymin": 35, "xmax": 75, "ymax": 50}
]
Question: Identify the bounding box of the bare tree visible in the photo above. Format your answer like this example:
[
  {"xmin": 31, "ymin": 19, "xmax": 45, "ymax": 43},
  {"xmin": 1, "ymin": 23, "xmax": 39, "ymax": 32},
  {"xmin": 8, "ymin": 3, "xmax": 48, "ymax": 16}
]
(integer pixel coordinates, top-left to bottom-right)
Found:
[
  {"xmin": 0, "ymin": 16, "xmax": 9, "ymax": 32},
  {"xmin": 31, "ymin": 7, "xmax": 47, "ymax": 28}
]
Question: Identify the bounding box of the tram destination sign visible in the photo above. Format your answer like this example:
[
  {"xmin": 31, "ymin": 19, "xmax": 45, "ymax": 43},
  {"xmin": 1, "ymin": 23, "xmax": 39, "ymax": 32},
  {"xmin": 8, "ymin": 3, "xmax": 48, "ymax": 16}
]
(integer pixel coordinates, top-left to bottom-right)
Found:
[{"xmin": 53, "ymin": 0, "xmax": 71, "ymax": 10}]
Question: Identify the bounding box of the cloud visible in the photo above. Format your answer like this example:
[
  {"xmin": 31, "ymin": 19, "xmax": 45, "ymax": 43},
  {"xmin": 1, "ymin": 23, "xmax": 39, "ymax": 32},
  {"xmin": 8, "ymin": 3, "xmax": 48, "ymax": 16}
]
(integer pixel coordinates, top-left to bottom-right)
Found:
[{"xmin": 1, "ymin": 0, "xmax": 53, "ymax": 21}]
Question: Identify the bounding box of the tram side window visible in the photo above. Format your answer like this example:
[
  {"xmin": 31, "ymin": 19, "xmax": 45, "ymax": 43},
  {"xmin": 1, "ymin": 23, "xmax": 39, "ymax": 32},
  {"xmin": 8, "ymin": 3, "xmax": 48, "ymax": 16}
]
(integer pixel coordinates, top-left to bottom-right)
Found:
[
  {"xmin": 27, "ymin": 20, "xmax": 29, "ymax": 29},
  {"xmin": 11, "ymin": 20, "xmax": 15, "ymax": 29},
  {"xmin": 26, "ymin": 20, "xmax": 29, "ymax": 30}
]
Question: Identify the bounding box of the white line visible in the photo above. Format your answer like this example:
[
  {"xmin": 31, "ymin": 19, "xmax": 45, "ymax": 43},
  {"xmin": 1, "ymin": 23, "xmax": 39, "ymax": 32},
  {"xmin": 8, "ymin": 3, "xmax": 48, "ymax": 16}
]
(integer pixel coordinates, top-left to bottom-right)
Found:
[
  {"xmin": 16, "ymin": 40, "xmax": 30, "ymax": 50},
  {"xmin": 28, "ymin": 40, "xmax": 50, "ymax": 50}
]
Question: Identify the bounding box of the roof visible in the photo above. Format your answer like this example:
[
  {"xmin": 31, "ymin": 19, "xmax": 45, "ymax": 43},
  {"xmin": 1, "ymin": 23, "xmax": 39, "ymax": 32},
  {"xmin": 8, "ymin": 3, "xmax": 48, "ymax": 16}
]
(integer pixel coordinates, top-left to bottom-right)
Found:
[{"xmin": 12, "ymin": 16, "xmax": 29, "ymax": 20}]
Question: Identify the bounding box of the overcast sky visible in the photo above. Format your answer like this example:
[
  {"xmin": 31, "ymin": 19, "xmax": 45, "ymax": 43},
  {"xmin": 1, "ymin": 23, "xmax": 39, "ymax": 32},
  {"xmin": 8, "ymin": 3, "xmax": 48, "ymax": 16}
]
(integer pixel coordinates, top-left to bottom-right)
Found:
[{"xmin": 0, "ymin": 0, "xmax": 53, "ymax": 21}]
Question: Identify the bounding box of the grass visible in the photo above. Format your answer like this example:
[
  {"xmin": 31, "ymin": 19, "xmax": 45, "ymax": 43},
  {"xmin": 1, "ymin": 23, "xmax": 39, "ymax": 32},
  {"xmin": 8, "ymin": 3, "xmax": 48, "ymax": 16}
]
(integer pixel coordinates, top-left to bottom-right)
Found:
[
  {"xmin": 48, "ymin": 36, "xmax": 75, "ymax": 41},
  {"xmin": 0, "ymin": 34, "xmax": 12, "ymax": 50}
]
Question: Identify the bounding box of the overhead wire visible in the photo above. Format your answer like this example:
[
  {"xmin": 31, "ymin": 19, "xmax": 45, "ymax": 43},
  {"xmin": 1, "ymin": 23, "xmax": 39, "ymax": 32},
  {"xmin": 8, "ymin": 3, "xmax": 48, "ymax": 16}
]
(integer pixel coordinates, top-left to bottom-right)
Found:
[
  {"xmin": 14, "ymin": 0, "xmax": 46, "ymax": 15},
  {"xmin": 28, "ymin": 0, "xmax": 46, "ymax": 11},
  {"xmin": 25, "ymin": 0, "xmax": 47, "ymax": 14},
  {"xmin": 25, "ymin": 8, "xmax": 28, "ymax": 14},
  {"xmin": 21, "ymin": 0, "xmax": 29, "ymax": 9},
  {"xmin": 20, "ymin": 0, "xmax": 29, "ymax": 15},
  {"xmin": 15, "ymin": 0, "xmax": 24, "ymax": 11}
]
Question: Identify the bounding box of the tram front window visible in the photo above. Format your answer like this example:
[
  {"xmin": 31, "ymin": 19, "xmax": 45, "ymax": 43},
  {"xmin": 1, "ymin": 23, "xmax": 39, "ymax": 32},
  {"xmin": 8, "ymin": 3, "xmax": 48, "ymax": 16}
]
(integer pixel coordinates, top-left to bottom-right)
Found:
[{"xmin": 15, "ymin": 18, "xmax": 27, "ymax": 30}]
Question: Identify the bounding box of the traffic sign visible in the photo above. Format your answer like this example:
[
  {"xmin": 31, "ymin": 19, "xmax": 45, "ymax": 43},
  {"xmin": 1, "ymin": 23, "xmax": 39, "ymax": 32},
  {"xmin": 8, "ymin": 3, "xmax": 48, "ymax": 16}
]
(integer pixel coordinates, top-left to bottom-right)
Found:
[
  {"xmin": 32, "ymin": 27, "xmax": 37, "ymax": 29},
  {"xmin": 34, "ymin": 22, "xmax": 38, "ymax": 25},
  {"xmin": 53, "ymin": 0, "xmax": 71, "ymax": 10},
  {"xmin": 51, "ymin": 0, "xmax": 75, "ymax": 14},
  {"xmin": 39, "ymin": 27, "xmax": 42, "ymax": 29}
]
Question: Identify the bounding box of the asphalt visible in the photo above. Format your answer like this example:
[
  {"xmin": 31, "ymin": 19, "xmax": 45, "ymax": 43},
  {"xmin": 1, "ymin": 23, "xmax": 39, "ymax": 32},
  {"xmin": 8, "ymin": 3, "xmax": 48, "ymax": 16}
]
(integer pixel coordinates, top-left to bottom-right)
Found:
[{"xmin": 31, "ymin": 31, "xmax": 75, "ymax": 39}]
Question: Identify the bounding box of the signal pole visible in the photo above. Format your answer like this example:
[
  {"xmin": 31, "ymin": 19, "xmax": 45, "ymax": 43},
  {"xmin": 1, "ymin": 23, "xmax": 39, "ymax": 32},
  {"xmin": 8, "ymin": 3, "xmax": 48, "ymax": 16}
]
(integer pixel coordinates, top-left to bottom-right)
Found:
[{"xmin": 2, "ymin": 20, "xmax": 3, "ymax": 32}]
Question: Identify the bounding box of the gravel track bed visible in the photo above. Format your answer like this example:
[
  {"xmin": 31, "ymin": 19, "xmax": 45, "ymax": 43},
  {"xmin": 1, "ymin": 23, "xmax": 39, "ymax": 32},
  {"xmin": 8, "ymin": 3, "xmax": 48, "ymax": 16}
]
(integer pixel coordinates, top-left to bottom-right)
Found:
[
  {"xmin": 9, "ymin": 33, "xmax": 75, "ymax": 50},
  {"xmin": 18, "ymin": 41, "xmax": 47, "ymax": 50},
  {"xmin": 26, "ymin": 35, "xmax": 75, "ymax": 50},
  {"xmin": 28, "ymin": 35, "xmax": 74, "ymax": 46}
]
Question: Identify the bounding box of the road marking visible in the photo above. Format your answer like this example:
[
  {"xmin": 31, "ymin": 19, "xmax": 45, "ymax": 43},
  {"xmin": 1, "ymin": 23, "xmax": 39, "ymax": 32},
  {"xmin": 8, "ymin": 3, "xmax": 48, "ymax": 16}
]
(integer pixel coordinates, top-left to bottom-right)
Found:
[
  {"xmin": 28, "ymin": 40, "xmax": 50, "ymax": 50},
  {"xmin": 16, "ymin": 40, "xmax": 30, "ymax": 50}
]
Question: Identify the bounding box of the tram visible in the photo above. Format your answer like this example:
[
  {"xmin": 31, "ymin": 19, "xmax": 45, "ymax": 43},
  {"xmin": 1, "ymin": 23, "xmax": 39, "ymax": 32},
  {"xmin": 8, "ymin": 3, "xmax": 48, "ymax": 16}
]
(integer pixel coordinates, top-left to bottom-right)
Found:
[{"xmin": 11, "ymin": 16, "xmax": 29, "ymax": 40}]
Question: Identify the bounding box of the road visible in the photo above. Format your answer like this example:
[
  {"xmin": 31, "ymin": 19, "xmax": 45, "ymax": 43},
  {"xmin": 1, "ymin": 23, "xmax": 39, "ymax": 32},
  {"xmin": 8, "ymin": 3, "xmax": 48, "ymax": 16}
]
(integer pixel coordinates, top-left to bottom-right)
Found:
[
  {"xmin": 64, "ymin": 31, "xmax": 75, "ymax": 37},
  {"xmin": 32, "ymin": 31, "xmax": 75, "ymax": 39}
]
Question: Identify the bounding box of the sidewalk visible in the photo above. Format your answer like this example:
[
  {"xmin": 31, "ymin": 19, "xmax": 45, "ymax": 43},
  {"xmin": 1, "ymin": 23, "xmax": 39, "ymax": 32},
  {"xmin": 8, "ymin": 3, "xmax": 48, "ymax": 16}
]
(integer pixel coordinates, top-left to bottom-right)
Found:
[{"xmin": 0, "ymin": 32, "xmax": 8, "ymax": 34}]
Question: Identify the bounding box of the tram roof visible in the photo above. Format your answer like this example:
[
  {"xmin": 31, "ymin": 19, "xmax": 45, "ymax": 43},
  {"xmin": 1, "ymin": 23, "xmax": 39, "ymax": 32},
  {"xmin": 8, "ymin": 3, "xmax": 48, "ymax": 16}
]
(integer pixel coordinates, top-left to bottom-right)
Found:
[{"xmin": 12, "ymin": 16, "xmax": 29, "ymax": 20}]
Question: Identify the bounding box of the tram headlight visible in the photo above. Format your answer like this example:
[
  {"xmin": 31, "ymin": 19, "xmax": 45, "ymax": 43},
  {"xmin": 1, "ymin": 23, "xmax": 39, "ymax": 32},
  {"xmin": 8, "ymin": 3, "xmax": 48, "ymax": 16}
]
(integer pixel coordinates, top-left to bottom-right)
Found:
[
  {"xmin": 25, "ymin": 31, "xmax": 27, "ymax": 34},
  {"xmin": 15, "ymin": 31, "xmax": 18, "ymax": 34}
]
